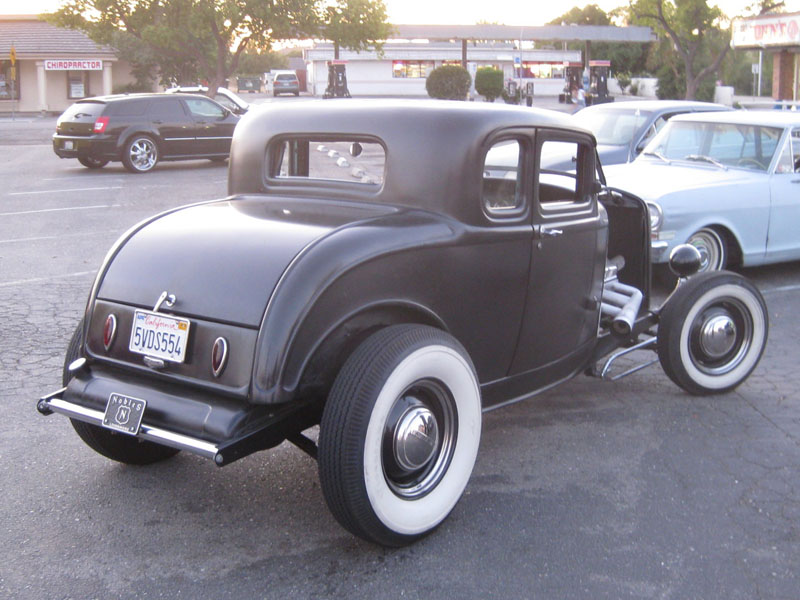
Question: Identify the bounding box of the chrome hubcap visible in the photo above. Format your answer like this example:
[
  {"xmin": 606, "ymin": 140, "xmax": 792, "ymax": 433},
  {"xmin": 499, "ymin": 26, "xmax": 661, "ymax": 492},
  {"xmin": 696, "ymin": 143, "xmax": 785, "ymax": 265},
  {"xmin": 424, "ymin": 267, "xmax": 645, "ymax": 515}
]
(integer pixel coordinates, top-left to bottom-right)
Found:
[
  {"xmin": 699, "ymin": 315, "xmax": 737, "ymax": 358},
  {"xmin": 130, "ymin": 139, "xmax": 156, "ymax": 170},
  {"xmin": 382, "ymin": 379, "xmax": 456, "ymax": 499},
  {"xmin": 393, "ymin": 406, "xmax": 439, "ymax": 471}
]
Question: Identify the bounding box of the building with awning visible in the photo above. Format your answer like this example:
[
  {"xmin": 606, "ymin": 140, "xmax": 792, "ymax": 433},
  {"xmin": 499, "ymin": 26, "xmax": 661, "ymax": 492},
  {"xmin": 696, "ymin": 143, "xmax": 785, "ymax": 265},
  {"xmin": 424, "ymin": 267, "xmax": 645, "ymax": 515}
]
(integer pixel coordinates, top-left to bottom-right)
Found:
[
  {"xmin": 0, "ymin": 15, "xmax": 141, "ymax": 114},
  {"xmin": 732, "ymin": 12, "xmax": 800, "ymax": 101},
  {"xmin": 305, "ymin": 23, "xmax": 654, "ymax": 97}
]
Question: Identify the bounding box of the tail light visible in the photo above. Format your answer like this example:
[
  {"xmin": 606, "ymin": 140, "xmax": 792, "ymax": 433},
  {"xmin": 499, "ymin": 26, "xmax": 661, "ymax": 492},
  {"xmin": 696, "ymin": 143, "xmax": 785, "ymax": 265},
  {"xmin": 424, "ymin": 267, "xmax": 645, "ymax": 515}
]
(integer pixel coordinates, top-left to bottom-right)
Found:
[
  {"xmin": 93, "ymin": 116, "xmax": 109, "ymax": 133},
  {"xmin": 103, "ymin": 314, "xmax": 117, "ymax": 350},
  {"xmin": 211, "ymin": 337, "xmax": 228, "ymax": 378}
]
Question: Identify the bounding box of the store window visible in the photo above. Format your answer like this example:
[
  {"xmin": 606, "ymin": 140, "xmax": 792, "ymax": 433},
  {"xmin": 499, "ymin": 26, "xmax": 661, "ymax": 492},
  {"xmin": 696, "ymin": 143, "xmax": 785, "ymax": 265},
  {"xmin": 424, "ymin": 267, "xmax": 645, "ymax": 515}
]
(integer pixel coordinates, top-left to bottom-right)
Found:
[
  {"xmin": 392, "ymin": 60, "xmax": 434, "ymax": 78},
  {"xmin": 67, "ymin": 71, "xmax": 90, "ymax": 99},
  {"xmin": 0, "ymin": 62, "xmax": 20, "ymax": 100}
]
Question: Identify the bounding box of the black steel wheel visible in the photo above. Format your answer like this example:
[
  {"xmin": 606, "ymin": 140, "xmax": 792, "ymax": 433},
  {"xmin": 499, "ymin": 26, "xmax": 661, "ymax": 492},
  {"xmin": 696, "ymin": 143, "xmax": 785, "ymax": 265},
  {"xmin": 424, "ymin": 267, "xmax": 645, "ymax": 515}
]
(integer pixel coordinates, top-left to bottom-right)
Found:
[
  {"xmin": 77, "ymin": 156, "xmax": 109, "ymax": 169},
  {"xmin": 63, "ymin": 320, "xmax": 179, "ymax": 465},
  {"xmin": 318, "ymin": 325, "xmax": 481, "ymax": 546},
  {"xmin": 657, "ymin": 272, "xmax": 768, "ymax": 395},
  {"xmin": 121, "ymin": 135, "xmax": 159, "ymax": 173}
]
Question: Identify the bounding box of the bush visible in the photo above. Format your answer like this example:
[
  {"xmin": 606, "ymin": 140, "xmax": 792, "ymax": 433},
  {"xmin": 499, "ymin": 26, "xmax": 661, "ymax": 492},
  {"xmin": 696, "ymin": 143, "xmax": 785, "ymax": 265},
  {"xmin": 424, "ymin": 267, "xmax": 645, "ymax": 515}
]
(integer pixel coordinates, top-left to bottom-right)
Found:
[
  {"xmin": 474, "ymin": 67, "xmax": 504, "ymax": 102},
  {"xmin": 113, "ymin": 81, "xmax": 154, "ymax": 94},
  {"xmin": 615, "ymin": 72, "xmax": 631, "ymax": 94},
  {"xmin": 629, "ymin": 80, "xmax": 640, "ymax": 97},
  {"xmin": 656, "ymin": 65, "xmax": 715, "ymax": 101},
  {"xmin": 426, "ymin": 65, "xmax": 472, "ymax": 100}
]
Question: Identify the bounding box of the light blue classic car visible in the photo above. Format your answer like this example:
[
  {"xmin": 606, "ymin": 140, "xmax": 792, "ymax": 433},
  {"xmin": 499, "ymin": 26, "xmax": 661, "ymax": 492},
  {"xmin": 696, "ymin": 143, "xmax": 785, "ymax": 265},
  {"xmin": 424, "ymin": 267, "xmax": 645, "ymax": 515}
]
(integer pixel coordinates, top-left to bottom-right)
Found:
[{"xmin": 604, "ymin": 111, "xmax": 800, "ymax": 272}]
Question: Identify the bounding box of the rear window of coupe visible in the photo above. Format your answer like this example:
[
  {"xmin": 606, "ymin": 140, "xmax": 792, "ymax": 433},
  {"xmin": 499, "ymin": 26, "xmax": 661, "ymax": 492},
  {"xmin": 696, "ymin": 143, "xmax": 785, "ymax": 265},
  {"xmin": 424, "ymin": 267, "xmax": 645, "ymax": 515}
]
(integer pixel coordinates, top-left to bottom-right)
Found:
[{"xmin": 266, "ymin": 138, "xmax": 386, "ymax": 186}]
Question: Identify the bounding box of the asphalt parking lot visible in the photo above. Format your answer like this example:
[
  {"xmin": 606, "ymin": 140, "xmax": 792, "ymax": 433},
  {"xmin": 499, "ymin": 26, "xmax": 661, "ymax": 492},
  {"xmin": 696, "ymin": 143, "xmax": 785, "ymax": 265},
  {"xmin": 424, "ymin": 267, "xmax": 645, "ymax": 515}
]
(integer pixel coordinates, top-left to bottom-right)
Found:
[{"xmin": 1, "ymin": 100, "xmax": 799, "ymax": 599}]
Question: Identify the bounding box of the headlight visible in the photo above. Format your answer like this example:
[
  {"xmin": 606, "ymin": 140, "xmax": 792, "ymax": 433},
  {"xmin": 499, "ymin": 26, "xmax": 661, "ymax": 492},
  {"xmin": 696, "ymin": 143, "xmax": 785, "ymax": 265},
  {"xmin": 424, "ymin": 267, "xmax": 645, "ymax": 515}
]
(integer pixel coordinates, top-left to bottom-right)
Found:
[{"xmin": 646, "ymin": 202, "xmax": 663, "ymax": 231}]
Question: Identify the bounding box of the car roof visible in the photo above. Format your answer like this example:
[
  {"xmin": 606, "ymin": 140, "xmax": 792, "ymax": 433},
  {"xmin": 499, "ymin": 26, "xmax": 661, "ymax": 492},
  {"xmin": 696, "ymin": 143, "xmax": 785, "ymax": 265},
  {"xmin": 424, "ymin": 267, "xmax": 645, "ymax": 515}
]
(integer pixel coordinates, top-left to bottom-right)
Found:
[
  {"xmin": 577, "ymin": 100, "xmax": 730, "ymax": 114},
  {"xmin": 229, "ymin": 99, "xmax": 588, "ymax": 223},
  {"xmin": 668, "ymin": 110, "xmax": 800, "ymax": 128},
  {"xmin": 76, "ymin": 92, "xmax": 197, "ymax": 103}
]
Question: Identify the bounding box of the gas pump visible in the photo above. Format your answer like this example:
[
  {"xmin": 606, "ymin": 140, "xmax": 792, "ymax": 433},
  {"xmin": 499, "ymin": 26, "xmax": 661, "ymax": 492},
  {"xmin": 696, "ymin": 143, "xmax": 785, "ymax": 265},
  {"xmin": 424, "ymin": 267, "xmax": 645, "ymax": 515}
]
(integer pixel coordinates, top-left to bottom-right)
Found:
[
  {"xmin": 586, "ymin": 60, "xmax": 614, "ymax": 105},
  {"xmin": 323, "ymin": 61, "xmax": 351, "ymax": 99},
  {"xmin": 559, "ymin": 62, "xmax": 583, "ymax": 104}
]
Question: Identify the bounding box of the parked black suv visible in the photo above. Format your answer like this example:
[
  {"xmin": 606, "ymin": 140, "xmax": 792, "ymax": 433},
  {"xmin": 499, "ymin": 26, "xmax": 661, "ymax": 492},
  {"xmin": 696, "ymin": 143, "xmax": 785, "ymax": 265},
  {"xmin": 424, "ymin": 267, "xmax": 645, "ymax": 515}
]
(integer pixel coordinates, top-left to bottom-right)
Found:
[{"xmin": 52, "ymin": 93, "xmax": 240, "ymax": 173}]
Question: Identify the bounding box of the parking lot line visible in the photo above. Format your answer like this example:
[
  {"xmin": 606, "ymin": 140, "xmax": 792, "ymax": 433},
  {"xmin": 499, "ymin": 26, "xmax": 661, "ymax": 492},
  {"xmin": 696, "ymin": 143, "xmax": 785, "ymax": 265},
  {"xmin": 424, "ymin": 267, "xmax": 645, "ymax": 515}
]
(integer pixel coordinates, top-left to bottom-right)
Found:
[
  {"xmin": 0, "ymin": 204, "xmax": 115, "ymax": 217},
  {"xmin": 0, "ymin": 270, "xmax": 95, "ymax": 288},
  {"xmin": 762, "ymin": 283, "xmax": 800, "ymax": 294},
  {"xmin": 8, "ymin": 186, "xmax": 122, "ymax": 196},
  {"xmin": 0, "ymin": 231, "xmax": 110, "ymax": 244}
]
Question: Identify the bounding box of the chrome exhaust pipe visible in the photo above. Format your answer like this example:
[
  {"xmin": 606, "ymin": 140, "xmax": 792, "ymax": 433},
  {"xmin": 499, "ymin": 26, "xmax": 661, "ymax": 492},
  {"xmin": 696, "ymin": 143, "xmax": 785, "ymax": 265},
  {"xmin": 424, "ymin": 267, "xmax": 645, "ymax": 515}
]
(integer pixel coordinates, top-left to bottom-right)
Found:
[{"xmin": 601, "ymin": 280, "xmax": 643, "ymax": 337}]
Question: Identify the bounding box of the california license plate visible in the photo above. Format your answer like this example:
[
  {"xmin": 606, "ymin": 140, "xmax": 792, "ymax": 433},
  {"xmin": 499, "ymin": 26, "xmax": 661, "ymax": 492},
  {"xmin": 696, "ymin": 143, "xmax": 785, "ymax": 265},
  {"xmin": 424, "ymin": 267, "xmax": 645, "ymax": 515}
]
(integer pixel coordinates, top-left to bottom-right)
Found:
[
  {"xmin": 102, "ymin": 393, "xmax": 146, "ymax": 435},
  {"xmin": 129, "ymin": 310, "xmax": 190, "ymax": 363},
  {"xmin": 64, "ymin": 141, "xmax": 74, "ymax": 150}
]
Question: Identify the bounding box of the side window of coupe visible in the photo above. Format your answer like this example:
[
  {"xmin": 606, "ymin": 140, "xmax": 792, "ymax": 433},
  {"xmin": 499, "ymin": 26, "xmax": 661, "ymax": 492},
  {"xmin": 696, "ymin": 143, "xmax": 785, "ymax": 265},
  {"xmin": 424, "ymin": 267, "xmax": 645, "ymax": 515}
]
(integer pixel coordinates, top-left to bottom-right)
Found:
[
  {"xmin": 538, "ymin": 139, "xmax": 593, "ymax": 210},
  {"xmin": 482, "ymin": 139, "xmax": 524, "ymax": 213},
  {"xmin": 775, "ymin": 128, "xmax": 800, "ymax": 173}
]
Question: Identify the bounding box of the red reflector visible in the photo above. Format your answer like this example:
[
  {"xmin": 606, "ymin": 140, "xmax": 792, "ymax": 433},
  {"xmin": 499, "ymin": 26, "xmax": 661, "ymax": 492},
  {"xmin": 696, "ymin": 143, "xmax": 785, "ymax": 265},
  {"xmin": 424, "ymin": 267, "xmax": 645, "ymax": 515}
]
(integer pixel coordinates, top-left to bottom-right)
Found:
[
  {"xmin": 93, "ymin": 116, "xmax": 109, "ymax": 133},
  {"xmin": 211, "ymin": 337, "xmax": 228, "ymax": 378},
  {"xmin": 103, "ymin": 314, "xmax": 117, "ymax": 351}
]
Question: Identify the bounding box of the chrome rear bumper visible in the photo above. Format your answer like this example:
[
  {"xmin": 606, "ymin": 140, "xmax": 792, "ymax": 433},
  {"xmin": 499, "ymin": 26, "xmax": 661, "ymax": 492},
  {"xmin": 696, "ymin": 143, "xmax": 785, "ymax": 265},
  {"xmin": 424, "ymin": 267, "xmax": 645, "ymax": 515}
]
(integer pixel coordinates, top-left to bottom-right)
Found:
[{"xmin": 38, "ymin": 388, "xmax": 221, "ymax": 461}]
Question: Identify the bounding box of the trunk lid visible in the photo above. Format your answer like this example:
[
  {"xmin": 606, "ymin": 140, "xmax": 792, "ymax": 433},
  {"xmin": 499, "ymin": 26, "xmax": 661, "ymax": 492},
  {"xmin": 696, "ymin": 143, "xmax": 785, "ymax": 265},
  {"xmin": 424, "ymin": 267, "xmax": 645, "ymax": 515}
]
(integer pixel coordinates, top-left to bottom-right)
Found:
[{"xmin": 97, "ymin": 197, "xmax": 394, "ymax": 327}]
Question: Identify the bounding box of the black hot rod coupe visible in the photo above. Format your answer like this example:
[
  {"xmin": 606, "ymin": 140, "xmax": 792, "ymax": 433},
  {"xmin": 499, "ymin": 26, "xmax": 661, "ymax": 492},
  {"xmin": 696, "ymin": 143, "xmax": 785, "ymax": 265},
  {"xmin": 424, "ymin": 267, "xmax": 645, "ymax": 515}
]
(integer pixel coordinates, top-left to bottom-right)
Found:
[{"xmin": 38, "ymin": 100, "xmax": 768, "ymax": 547}]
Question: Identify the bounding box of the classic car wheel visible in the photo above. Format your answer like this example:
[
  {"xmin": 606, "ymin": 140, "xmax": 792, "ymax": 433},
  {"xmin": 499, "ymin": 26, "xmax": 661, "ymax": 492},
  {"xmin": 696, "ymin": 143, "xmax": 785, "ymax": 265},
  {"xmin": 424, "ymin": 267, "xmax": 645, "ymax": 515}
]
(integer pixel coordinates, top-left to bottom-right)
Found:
[
  {"xmin": 77, "ymin": 156, "xmax": 109, "ymax": 169},
  {"xmin": 62, "ymin": 320, "xmax": 180, "ymax": 465},
  {"xmin": 657, "ymin": 272, "xmax": 768, "ymax": 395},
  {"xmin": 687, "ymin": 228, "xmax": 726, "ymax": 272},
  {"xmin": 318, "ymin": 325, "xmax": 481, "ymax": 546},
  {"xmin": 122, "ymin": 135, "xmax": 159, "ymax": 173}
]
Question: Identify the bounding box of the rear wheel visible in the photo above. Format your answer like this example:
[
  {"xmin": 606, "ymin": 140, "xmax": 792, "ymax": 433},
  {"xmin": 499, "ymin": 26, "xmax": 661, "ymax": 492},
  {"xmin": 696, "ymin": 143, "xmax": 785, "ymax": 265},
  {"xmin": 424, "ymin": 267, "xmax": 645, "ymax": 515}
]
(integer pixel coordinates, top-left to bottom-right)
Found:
[
  {"xmin": 657, "ymin": 272, "xmax": 768, "ymax": 395},
  {"xmin": 122, "ymin": 135, "xmax": 158, "ymax": 173},
  {"xmin": 77, "ymin": 156, "xmax": 109, "ymax": 169},
  {"xmin": 63, "ymin": 320, "xmax": 179, "ymax": 465},
  {"xmin": 318, "ymin": 325, "xmax": 481, "ymax": 546}
]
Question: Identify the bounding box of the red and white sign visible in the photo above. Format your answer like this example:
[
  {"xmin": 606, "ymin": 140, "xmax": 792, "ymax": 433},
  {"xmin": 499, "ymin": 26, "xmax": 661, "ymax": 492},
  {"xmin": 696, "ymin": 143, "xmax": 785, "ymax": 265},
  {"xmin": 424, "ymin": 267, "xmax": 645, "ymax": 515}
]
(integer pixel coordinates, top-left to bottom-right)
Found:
[
  {"xmin": 44, "ymin": 59, "xmax": 103, "ymax": 71},
  {"xmin": 732, "ymin": 13, "xmax": 800, "ymax": 48}
]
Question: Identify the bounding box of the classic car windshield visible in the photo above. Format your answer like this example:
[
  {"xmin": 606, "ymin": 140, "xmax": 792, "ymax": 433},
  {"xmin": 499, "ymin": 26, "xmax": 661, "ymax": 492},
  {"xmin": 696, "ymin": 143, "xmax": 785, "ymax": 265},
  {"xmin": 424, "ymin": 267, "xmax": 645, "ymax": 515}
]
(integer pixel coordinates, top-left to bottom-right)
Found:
[
  {"xmin": 643, "ymin": 121, "xmax": 783, "ymax": 171},
  {"xmin": 574, "ymin": 108, "xmax": 651, "ymax": 146}
]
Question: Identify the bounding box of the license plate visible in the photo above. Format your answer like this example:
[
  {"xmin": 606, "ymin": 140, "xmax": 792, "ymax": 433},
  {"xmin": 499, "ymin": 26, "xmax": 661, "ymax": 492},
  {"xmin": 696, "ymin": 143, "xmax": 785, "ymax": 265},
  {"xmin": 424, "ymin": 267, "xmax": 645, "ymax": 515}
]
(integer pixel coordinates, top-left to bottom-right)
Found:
[
  {"xmin": 129, "ymin": 310, "xmax": 190, "ymax": 363},
  {"xmin": 64, "ymin": 141, "xmax": 74, "ymax": 150},
  {"xmin": 102, "ymin": 393, "xmax": 146, "ymax": 435}
]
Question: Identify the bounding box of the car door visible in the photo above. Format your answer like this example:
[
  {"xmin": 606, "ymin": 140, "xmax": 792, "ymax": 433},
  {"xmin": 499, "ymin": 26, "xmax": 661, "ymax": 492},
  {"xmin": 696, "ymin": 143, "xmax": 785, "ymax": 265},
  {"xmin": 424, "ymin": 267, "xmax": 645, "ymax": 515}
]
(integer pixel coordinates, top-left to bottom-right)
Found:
[
  {"xmin": 184, "ymin": 96, "xmax": 236, "ymax": 155},
  {"xmin": 508, "ymin": 130, "xmax": 605, "ymax": 374},
  {"xmin": 149, "ymin": 97, "xmax": 194, "ymax": 157},
  {"xmin": 768, "ymin": 127, "xmax": 800, "ymax": 262}
]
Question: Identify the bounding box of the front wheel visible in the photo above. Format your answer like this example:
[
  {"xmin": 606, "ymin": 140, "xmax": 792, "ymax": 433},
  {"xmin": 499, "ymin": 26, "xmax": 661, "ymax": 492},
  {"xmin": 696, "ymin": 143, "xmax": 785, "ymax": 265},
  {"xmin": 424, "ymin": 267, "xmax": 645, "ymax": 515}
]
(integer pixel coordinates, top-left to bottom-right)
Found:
[
  {"xmin": 78, "ymin": 156, "xmax": 109, "ymax": 169},
  {"xmin": 687, "ymin": 228, "xmax": 726, "ymax": 272},
  {"xmin": 122, "ymin": 135, "xmax": 158, "ymax": 173},
  {"xmin": 318, "ymin": 325, "xmax": 481, "ymax": 546},
  {"xmin": 657, "ymin": 271, "xmax": 768, "ymax": 395}
]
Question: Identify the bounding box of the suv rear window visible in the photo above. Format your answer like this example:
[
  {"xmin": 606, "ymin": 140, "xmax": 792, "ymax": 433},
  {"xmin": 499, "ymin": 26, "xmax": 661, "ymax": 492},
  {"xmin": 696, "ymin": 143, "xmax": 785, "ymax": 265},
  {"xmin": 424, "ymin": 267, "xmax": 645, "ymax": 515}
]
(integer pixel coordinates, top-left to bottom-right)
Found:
[
  {"xmin": 106, "ymin": 99, "xmax": 151, "ymax": 117},
  {"xmin": 276, "ymin": 74, "xmax": 297, "ymax": 82},
  {"xmin": 61, "ymin": 101, "xmax": 106, "ymax": 120}
]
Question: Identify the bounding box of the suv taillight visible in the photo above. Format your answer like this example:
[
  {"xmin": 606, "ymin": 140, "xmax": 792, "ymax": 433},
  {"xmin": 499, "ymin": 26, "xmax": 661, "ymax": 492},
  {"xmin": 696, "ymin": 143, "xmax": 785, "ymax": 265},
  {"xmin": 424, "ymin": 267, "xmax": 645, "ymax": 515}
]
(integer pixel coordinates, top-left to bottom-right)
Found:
[{"xmin": 93, "ymin": 116, "xmax": 109, "ymax": 133}]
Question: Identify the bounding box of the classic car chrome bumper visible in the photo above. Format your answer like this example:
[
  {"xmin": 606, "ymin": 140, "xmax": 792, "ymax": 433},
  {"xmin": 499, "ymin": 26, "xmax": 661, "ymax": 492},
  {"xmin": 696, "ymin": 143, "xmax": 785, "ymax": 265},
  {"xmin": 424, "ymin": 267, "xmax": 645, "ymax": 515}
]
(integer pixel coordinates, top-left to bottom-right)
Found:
[{"xmin": 38, "ymin": 388, "xmax": 221, "ymax": 461}]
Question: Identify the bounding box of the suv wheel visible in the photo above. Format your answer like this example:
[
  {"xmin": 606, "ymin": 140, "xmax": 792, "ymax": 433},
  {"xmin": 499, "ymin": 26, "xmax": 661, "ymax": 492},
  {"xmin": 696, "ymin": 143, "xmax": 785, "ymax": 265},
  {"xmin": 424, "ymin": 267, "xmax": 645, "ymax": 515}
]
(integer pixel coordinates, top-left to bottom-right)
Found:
[{"xmin": 122, "ymin": 135, "xmax": 159, "ymax": 173}]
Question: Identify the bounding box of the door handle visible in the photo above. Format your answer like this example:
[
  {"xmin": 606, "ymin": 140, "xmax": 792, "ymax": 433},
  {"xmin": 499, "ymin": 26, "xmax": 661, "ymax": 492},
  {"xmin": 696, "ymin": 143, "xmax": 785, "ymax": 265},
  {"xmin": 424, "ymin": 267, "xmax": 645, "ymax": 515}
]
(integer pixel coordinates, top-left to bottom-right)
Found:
[{"xmin": 541, "ymin": 227, "xmax": 563, "ymax": 237}]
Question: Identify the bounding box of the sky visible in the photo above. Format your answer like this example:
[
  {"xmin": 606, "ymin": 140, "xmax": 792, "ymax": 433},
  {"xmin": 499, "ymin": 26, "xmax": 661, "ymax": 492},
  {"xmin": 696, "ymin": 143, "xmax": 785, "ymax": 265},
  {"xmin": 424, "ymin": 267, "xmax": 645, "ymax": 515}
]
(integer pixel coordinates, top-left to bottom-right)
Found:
[{"xmin": 2, "ymin": 0, "xmax": 799, "ymax": 25}]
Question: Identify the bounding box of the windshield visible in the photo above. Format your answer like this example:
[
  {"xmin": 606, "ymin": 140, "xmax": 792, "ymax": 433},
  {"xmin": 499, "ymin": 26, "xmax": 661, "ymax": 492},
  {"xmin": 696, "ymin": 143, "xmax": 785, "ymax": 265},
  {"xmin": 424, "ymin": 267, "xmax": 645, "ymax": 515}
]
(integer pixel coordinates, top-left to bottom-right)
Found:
[
  {"xmin": 642, "ymin": 120, "xmax": 784, "ymax": 172},
  {"xmin": 574, "ymin": 108, "xmax": 651, "ymax": 146}
]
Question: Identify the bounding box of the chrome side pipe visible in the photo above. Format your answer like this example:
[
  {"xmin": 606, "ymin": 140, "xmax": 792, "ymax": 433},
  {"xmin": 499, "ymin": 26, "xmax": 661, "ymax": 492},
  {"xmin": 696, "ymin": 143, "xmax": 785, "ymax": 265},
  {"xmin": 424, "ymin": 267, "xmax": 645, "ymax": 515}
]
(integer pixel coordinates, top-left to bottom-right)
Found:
[{"xmin": 601, "ymin": 280, "xmax": 643, "ymax": 337}]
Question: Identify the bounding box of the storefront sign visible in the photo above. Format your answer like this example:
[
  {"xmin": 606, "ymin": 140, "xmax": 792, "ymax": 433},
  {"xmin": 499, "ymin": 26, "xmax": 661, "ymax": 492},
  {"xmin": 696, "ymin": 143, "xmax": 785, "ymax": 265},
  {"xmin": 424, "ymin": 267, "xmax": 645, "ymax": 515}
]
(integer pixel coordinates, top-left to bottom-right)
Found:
[
  {"xmin": 732, "ymin": 13, "xmax": 800, "ymax": 48},
  {"xmin": 44, "ymin": 59, "xmax": 103, "ymax": 71}
]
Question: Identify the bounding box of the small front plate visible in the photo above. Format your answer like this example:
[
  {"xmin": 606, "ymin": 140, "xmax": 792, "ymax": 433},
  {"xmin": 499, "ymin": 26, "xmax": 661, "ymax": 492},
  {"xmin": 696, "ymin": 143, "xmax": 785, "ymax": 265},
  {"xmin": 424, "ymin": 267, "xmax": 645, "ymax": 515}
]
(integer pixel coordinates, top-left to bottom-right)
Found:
[
  {"xmin": 64, "ymin": 140, "xmax": 74, "ymax": 150},
  {"xmin": 102, "ymin": 393, "xmax": 146, "ymax": 435}
]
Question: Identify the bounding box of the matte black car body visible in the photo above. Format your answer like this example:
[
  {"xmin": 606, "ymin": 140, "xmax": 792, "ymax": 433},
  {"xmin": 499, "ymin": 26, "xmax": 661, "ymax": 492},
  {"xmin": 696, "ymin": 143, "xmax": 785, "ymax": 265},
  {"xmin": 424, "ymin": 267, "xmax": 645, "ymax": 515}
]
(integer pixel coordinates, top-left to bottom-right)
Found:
[
  {"xmin": 52, "ymin": 93, "xmax": 240, "ymax": 172},
  {"xmin": 39, "ymin": 100, "xmax": 769, "ymax": 546}
]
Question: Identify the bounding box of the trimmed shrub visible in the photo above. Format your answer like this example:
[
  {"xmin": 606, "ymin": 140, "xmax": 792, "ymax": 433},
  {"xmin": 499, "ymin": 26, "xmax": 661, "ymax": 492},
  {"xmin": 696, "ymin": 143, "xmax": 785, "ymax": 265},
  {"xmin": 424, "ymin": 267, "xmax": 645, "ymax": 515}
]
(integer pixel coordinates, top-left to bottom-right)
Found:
[
  {"xmin": 475, "ymin": 67, "xmax": 504, "ymax": 102},
  {"xmin": 426, "ymin": 65, "xmax": 472, "ymax": 100}
]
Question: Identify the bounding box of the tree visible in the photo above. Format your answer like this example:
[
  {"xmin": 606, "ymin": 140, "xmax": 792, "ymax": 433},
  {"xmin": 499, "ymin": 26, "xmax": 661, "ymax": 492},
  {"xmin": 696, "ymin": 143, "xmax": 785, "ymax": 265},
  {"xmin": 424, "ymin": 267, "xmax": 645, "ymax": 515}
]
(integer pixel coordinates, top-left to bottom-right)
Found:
[
  {"xmin": 324, "ymin": 0, "xmax": 394, "ymax": 59},
  {"xmin": 631, "ymin": 0, "xmax": 731, "ymax": 100},
  {"xmin": 474, "ymin": 67, "xmax": 504, "ymax": 102},
  {"xmin": 46, "ymin": 0, "xmax": 389, "ymax": 95},
  {"xmin": 425, "ymin": 65, "xmax": 471, "ymax": 100}
]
